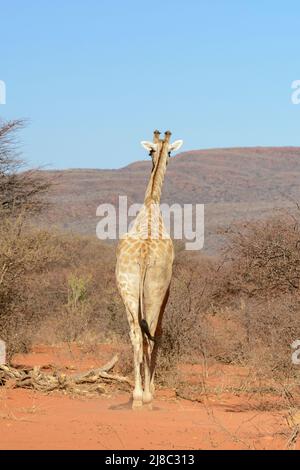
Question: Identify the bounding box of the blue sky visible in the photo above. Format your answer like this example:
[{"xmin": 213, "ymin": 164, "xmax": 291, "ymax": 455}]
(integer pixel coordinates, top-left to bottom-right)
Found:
[{"xmin": 1, "ymin": 1, "xmax": 300, "ymax": 169}]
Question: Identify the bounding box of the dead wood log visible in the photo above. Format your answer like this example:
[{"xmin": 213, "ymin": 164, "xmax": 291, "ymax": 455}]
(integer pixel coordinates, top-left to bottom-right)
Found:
[{"xmin": 0, "ymin": 355, "xmax": 132, "ymax": 395}]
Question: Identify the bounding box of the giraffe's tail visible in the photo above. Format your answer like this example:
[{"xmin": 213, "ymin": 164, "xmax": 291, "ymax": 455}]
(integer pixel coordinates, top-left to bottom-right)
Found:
[
  {"xmin": 140, "ymin": 319, "xmax": 156, "ymax": 342},
  {"xmin": 139, "ymin": 264, "xmax": 156, "ymax": 343}
]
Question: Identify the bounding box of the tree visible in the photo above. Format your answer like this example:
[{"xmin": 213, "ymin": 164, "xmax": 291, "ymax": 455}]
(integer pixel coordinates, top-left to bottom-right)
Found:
[
  {"xmin": 0, "ymin": 117, "xmax": 52, "ymax": 359},
  {"xmin": 0, "ymin": 118, "xmax": 50, "ymax": 216}
]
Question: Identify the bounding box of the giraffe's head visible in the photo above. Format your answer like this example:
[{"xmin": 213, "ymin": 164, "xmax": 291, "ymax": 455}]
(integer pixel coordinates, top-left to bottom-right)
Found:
[{"xmin": 141, "ymin": 130, "xmax": 183, "ymax": 169}]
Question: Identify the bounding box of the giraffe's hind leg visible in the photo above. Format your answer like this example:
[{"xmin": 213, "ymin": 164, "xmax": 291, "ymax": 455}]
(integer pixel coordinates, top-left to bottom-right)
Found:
[
  {"xmin": 126, "ymin": 304, "xmax": 144, "ymax": 409},
  {"xmin": 143, "ymin": 337, "xmax": 153, "ymax": 406},
  {"xmin": 116, "ymin": 256, "xmax": 144, "ymax": 409},
  {"xmin": 143, "ymin": 286, "xmax": 170, "ymax": 404}
]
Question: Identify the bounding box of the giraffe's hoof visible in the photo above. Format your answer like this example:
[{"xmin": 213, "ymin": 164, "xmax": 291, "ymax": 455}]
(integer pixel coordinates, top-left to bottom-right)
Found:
[
  {"xmin": 142, "ymin": 391, "xmax": 153, "ymax": 405},
  {"xmin": 132, "ymin": 400, "xmax": 143, "ymax": 410},
  {"xmin": 144, "ymin": 402, "xmax": 153, "ymax": 411}
]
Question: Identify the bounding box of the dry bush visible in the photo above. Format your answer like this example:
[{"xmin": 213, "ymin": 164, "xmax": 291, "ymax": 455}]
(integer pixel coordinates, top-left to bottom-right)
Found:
[
  {"xmin": 0, "ymin": 220, "xmax": 131, "ymax": 360},
  {"xmin": 28, "ymin": 233, "xmax": 128, "ymax": 347},
  {"xmin": 220, "ymin": 216, "xmax": 300, "ymax": 298},
  {"xmin": 156, "ymin": 214, "xmax": 300, "ymax": 388},
  {"xmin": 236, "ymin": 296, "xmax": 300, "ymax": 380},
  {"xmin": 0, "ymin": 216, "xmax": 65, "ymax": 357},
  {"xmin": 155, "ymin": 251, "xmax": 220, "ymax": 384},
  {"xmin": 209, "ymin": 215, "xmax": 300, "ymax": 382}
]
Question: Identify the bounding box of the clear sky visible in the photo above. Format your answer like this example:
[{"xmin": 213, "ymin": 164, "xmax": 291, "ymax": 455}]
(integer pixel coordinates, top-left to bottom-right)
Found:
[{"xmin": 1, "ymin": 1, "xmax": 300, "ymax": 169}]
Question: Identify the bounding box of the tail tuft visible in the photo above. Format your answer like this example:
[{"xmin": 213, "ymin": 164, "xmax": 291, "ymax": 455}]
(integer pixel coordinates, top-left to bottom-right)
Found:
[{"xmin": 140, "ymin": 319, "xmax": 156, "ymax": 342}]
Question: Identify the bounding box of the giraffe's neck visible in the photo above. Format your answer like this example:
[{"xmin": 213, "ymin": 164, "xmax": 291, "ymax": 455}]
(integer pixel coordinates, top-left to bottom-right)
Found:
[
  {"xmin": 125, "ymin": 144, "xmax": 170, "ymax": 240},
  {"xmin": 144, "ymin": 146, "xmax": 168, "ymax": 207}
]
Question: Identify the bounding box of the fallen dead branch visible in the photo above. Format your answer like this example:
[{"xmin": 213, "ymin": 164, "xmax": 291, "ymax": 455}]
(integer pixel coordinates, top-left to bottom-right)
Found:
[
  {"xmin": 0, "ymin": 354, "xmax": 132, "ymax": 395},
  {"xmin": 175, "ymin": 383, "xmax": 204, "ymax": 403}
]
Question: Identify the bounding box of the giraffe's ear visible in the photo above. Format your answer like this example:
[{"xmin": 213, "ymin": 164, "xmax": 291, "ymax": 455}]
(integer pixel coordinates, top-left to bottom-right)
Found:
[
  {"xmin": 169, "ymin": 140, "xmax": 183, "ymax": 153},
  {"xmin": 141, "ymin": 141, "xmax": 158, "ymax": 153}
]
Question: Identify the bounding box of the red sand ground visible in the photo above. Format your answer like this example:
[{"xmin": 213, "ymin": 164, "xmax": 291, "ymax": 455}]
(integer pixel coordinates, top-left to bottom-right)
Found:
[{"xmin": 0, "ymin": 344, "xmax": 297, "ymax": 450}]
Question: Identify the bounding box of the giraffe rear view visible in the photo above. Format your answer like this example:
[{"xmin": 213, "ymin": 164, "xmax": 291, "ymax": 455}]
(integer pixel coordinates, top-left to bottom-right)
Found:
[{"xmin": 116, "ymin": 130, "xmax": 183, "ymax": 408}]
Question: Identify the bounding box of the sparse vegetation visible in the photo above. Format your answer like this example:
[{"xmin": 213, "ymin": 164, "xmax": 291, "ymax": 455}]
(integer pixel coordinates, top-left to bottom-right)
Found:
[
  {"xmin": 1, "ymin": 117, "xmax": 300, "ymax": 448},
  {"xmin": 154, "ymin": 214, "xmax": 300, "ymax": 391}
]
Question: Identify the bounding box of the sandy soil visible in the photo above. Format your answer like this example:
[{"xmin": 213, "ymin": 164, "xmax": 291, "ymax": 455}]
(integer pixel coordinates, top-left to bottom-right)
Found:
[{"xmin": 0, "ymin": 344, "xmax": 297, "ymax": 450}]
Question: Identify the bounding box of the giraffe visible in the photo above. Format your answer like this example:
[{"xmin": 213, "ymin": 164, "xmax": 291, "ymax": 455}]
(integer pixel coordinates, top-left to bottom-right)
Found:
[{"xmin": 116, "ymin": 130, "xmax": 183, "ymax": 408}]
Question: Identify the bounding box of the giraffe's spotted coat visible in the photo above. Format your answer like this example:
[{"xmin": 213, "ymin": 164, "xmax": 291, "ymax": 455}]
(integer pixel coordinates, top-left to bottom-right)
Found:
[{"xmin": 115, "ymin": 130, "xmax": 179, "ymax": 408}]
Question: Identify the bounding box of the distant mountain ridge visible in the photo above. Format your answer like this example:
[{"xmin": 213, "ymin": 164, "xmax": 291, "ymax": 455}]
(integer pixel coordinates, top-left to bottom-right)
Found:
[{"xmin": 41, "ymin": 147, "xmax": 300, "ymax": 253}]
